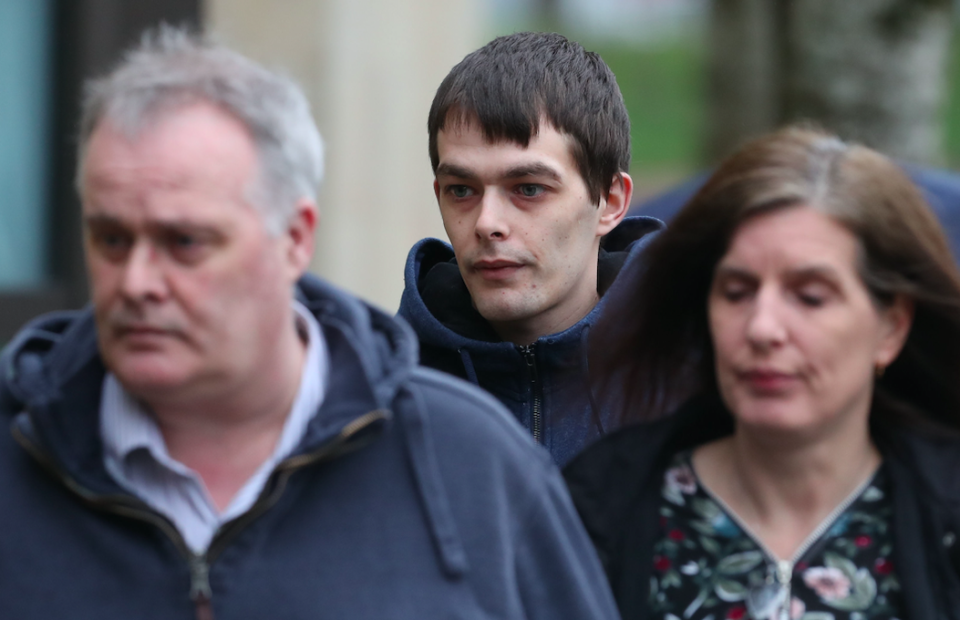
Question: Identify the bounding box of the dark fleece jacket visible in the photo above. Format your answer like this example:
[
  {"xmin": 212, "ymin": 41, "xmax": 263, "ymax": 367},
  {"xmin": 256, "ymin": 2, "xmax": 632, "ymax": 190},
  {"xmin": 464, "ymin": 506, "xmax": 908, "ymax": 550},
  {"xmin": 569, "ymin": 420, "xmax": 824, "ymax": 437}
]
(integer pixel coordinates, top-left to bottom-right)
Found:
[
  {"xmin": 398, "ymin": 215, "xmax": 664, "ymax": 466},
  {"xmin": 0, "ymin": 274, "xmax": 619, "ymax": 620}
]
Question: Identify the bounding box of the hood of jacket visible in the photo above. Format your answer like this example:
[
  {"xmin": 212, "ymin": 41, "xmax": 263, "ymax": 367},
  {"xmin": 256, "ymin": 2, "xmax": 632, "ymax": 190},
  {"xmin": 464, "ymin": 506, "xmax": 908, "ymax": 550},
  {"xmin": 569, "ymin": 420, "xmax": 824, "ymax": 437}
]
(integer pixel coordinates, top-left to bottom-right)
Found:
[
  {"xmin": 1, "ymin": 274, "xmax": 417, "ymax": 421},
  {"xmin": 398, "ymin": 215, "xmax": 664, "ymax": 355},
  {"xmin": 397, "ymin": 215, "xmax": 663, "ymax": 466},
  {"xmin": 0, "ymin": 273, "xmax": 425, "ymax": 512}
]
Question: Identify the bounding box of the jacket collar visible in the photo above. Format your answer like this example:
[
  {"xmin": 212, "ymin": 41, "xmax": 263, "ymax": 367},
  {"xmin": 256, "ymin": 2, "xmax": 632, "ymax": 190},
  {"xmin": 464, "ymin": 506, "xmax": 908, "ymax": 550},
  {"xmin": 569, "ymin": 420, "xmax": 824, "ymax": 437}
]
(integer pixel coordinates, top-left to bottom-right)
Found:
[
  {"xmin": 6, "ymin": 274, "xmax": 415, "ymax": 490},
  {"xmin": 398, "ymin": 215, "xmax": 664, "ymax": 353}
]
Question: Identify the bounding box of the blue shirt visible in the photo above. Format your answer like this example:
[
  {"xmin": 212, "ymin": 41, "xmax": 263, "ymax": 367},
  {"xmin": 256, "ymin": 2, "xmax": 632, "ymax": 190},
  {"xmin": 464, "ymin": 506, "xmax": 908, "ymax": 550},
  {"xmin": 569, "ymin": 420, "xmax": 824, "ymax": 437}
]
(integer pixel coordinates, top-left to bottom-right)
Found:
[{"xmin": 100, "ymin": 301, "xmax": 328, "ymax": 552}]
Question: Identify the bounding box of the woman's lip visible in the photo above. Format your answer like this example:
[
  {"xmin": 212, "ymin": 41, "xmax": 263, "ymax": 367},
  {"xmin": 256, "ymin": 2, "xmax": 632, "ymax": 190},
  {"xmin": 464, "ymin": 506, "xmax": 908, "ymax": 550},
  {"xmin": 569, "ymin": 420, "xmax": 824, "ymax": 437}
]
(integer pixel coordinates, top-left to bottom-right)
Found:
[{"xmin": 738, "ymin": 370, "xmax": 798, "ymax": 392}]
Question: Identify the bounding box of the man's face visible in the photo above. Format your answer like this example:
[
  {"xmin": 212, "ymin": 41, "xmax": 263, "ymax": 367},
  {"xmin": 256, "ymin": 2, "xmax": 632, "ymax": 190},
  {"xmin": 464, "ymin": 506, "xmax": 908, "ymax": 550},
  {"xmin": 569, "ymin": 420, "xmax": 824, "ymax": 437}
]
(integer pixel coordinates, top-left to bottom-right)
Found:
[
  {"xmin": 434, "ymin": 119, "xmax": 629, "ymax": 344},
  {"xmin": 81, "ymin": 102, "xmax": 313, "ymax": 404}
]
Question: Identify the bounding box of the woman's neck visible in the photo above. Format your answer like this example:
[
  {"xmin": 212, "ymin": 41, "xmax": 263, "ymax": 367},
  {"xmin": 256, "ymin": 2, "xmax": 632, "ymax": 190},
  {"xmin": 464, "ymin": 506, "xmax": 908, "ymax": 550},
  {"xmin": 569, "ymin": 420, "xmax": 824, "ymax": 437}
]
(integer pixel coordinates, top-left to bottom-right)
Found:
[{"xmin": 692, "ymin": 423, "xmax": 880, "ymax": 561}]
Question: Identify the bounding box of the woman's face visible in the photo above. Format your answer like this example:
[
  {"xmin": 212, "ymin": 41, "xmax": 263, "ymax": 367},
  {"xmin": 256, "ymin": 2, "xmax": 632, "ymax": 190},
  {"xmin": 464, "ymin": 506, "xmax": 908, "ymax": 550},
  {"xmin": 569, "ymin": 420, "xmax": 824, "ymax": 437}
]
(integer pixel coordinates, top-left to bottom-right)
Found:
[{"xmin": 708, "ymin": 206, "xmax": 911, "ymax": 441}]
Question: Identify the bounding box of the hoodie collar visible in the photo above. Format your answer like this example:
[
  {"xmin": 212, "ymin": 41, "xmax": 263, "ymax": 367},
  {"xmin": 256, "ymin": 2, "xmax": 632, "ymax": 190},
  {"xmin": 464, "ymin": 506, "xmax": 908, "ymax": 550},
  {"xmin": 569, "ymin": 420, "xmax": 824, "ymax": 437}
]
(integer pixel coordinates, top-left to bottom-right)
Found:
[
  {"xmin": 399, "ymin": 215, "xmax": 664, "ymax": 351},
  {"xmin": 6, "ymin": 274, "xmax": 417, "ymax": 483}
]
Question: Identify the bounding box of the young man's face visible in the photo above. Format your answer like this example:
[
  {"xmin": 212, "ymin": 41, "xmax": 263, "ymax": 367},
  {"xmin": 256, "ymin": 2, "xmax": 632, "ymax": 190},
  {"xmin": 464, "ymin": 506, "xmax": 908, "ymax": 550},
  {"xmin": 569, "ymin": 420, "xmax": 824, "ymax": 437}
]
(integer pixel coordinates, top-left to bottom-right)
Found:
[{"xmin": 434, "ymin": 119, "xmax": 630, "ymax": 344}]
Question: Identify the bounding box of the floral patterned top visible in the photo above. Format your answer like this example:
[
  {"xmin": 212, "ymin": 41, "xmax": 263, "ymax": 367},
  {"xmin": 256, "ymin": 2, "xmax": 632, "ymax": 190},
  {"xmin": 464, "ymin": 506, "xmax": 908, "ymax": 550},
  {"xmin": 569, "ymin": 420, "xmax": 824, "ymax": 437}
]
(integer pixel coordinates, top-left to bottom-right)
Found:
[{"xmin": 649, "ymin": 452, "xmax": 903, "ymax": 620}]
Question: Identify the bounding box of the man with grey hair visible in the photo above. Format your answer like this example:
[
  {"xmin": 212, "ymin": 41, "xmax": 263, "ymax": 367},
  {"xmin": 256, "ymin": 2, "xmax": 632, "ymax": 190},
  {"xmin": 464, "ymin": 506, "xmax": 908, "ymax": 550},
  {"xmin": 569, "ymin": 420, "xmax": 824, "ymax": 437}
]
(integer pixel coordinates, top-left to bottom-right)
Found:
[{"xmin": 0, "ymin": 27, "xmax": 619, "ymax": 619}]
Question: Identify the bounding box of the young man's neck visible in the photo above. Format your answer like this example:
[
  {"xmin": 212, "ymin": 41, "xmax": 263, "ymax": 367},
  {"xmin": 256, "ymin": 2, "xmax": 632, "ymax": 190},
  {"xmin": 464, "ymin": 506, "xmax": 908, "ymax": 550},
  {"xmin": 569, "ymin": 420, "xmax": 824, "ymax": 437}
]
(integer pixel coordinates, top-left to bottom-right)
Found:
[{"xmin": 490, "ymin": 286, "xmax": 600, "ymax": 346}]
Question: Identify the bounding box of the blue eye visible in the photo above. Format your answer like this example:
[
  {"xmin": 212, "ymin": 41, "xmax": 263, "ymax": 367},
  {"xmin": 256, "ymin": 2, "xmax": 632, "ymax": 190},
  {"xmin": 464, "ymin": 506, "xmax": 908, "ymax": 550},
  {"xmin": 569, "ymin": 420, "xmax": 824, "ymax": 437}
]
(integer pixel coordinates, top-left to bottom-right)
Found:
[
  {"xmin": 518, "ymin": 184, "xmax": 544, "ymax": 198},
  {"xmin": 450, "ymin": 185, "xmax": 473, "ymax": 199}
]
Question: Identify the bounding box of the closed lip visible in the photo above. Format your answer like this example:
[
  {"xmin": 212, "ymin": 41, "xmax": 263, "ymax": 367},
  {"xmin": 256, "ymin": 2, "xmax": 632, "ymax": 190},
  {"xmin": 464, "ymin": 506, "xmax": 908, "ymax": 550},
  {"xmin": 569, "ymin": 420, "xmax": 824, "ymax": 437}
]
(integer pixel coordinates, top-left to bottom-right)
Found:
[
  {"xmin": 473, "ymin": 259, "xmax": 524, "ymax": 270},
  {"xmin": 471, "ymin": 259, "xmax": 525, "ymax": 280},
  {"xmin": 114, "ymin": 324, "xmax": 173, "ymax": 337},
  {"xmin": 738, "ymin": 368, "xmax": 798, "ymax": 391}
]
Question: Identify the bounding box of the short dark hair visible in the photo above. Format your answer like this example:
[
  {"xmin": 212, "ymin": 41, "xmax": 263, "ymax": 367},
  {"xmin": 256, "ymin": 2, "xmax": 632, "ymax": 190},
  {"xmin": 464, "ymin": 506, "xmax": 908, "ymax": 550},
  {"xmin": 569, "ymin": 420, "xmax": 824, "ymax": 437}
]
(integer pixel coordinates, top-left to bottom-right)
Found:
[
  {"xmin": 594, "ymin": 126, "xmax": 960, "ymax": 431},
  {"xmin": 427, "ymin": 32, "xmax": 630, "ymax": 205}
]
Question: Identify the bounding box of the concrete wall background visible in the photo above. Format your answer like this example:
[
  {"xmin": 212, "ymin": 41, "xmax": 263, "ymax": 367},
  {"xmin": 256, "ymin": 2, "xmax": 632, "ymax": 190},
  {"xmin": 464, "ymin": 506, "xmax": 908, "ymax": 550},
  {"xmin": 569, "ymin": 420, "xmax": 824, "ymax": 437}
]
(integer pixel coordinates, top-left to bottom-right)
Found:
[{"xmin": 205, "ymin": 0, "xmax": 486, "ymax": 311}]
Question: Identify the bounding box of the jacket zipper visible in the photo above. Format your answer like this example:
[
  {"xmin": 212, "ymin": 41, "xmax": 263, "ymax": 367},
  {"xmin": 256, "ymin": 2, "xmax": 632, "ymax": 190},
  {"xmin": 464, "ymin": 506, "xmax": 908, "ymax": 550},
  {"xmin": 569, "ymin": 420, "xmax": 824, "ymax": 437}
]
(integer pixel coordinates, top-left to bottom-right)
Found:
[
  {"xmin": 12, "ymin": 408, "xmax": 387, "ymax": 620},
  {"xmin": 518, "ymin": 344, "xmax": 542, "ymax": 443},
  {"xmin": 701, "ymin": 469, "xmax": 877, "ymax": 619}
]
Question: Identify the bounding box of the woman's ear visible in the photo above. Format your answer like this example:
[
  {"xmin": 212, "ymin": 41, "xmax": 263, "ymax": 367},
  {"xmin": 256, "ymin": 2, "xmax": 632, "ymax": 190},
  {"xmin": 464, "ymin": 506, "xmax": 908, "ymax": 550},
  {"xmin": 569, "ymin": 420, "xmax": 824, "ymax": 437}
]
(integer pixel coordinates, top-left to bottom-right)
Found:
[{"xmin": 875, "ymin": 294, "xmax": 914, "ymax": 369}]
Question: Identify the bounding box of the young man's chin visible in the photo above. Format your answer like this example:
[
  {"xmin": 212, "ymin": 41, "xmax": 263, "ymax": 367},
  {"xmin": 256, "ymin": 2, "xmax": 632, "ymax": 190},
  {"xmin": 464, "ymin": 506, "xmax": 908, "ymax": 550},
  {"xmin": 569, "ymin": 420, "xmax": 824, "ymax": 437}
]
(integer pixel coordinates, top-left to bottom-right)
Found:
[{"xmin": 473, "ymin": 294, "xmax": 542, "ymax": 326}]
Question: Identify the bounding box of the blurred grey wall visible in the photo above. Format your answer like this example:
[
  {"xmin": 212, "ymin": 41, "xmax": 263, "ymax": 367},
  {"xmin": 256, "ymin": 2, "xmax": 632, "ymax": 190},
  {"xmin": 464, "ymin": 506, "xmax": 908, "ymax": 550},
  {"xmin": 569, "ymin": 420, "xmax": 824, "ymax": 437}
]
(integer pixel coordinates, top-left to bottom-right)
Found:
[{"xmin": 205, "ymin": 0, "xmax": 486, "ymax": 311}]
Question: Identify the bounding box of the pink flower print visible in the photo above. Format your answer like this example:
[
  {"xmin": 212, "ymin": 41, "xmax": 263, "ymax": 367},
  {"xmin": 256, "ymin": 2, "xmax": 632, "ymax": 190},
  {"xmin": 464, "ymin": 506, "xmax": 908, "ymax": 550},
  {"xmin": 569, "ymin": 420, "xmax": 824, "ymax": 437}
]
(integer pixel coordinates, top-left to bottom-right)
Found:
[
  {"xmin": 803, "ymin": 566, "xmax": 852, "ymax": 601},
  {"xmin": 874, "ymin": 557, "xmax": 894, "ymax": 575},
  {"xmin": 665, "ymin": 464, "xmax": 697, "ymax": 495},
  {"xmin": 790, "ymin": 597, "xmax": 805, "ymax": 620}
]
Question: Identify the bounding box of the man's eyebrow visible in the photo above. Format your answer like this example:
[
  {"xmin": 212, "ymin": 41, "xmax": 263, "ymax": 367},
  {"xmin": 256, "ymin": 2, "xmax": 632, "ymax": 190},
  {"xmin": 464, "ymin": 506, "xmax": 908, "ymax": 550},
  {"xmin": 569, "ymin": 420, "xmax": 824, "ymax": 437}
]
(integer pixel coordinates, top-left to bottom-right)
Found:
[
  {"xmin": 435, "ymin": 163, "xmax": 476, "ymax": 179},
  {"xmin": 84, "ymin": 214, "xmax": 123, "ymax": 227},
  {"xmin": 435, "ymin": 162, "xmax": 563, "ymax": 182},
  {"xmin": 84, "ymin": 214, "xmax": 219, "ymax": 234},
  {"xmin": 501, "ymin": 163, "xmax": 562, "ymax": 182}
]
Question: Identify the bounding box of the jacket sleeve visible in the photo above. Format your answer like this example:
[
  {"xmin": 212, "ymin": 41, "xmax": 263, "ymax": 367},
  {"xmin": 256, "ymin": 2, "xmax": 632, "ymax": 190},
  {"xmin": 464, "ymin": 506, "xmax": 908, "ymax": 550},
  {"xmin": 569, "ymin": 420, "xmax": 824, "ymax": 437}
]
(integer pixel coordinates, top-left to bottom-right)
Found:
[{"xmin": 512, "ymin": 464, "xmax": 622, "ymax": 620}]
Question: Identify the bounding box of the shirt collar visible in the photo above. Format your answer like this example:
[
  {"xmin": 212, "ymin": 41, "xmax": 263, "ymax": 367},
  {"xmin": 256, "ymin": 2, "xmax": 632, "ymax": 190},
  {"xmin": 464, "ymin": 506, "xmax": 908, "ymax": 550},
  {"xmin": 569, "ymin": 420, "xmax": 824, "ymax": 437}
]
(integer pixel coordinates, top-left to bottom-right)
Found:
[{"xmin": 101, "ymin": 300, "xmax": 329, "ymax": 471}]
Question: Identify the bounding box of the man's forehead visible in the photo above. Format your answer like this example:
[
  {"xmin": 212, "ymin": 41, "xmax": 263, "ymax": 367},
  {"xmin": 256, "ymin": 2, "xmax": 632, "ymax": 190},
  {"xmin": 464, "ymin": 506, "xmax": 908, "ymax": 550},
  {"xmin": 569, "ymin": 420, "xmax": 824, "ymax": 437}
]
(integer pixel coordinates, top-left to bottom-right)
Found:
[
  {"xmin": 438, "ymin": 111, "xmax": 572, "ymax": 145},
  {"xmin": 435, "ymin": 118, "xmax": 578, "ymax": 176},
  {"xmin": 82, "ymin": 103, "xmax": 259, "ymax": 200}
]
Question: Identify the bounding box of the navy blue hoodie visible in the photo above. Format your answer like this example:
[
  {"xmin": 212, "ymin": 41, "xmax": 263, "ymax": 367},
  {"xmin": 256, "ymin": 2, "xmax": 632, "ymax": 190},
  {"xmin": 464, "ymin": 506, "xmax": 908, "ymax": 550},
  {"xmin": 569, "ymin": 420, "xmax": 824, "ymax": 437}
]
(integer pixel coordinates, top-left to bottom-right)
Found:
[
  {"xmin": 0, "ymin": 274, "xmax": 618, "ymax": 620},
  {"xmin": 398, "ymin": 216, "xmax": 664, "ymax": 467}
]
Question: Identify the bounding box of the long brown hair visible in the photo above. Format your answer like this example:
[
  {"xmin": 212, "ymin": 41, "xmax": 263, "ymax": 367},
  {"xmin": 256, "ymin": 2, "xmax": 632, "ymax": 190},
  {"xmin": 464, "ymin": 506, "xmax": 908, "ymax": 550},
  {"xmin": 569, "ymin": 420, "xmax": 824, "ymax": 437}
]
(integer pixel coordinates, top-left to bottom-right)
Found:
[{"xmin": 595, "ymin": 126, "xmax": 960, "ymax": 429}]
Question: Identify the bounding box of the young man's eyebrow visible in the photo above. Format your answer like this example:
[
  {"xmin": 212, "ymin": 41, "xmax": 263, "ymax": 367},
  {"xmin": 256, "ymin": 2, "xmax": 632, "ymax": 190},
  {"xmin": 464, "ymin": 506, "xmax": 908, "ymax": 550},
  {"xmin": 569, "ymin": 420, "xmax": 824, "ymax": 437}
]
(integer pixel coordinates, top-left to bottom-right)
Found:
[
  {"xmin": 501, "ymin": 163, "xmax": 562, "ymax": 182},
  {"xmin": 435, "ymin": 163, "xmax": 476, "ymax": 179}
]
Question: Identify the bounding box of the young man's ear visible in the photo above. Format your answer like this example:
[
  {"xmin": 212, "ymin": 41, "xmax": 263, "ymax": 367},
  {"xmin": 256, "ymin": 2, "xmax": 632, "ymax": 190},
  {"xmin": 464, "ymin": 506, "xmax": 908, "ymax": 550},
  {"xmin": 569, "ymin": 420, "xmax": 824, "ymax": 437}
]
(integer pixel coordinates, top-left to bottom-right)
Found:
[{"xmin": 597, "ymin": 172, "xmax": 633, "ymax": 236}]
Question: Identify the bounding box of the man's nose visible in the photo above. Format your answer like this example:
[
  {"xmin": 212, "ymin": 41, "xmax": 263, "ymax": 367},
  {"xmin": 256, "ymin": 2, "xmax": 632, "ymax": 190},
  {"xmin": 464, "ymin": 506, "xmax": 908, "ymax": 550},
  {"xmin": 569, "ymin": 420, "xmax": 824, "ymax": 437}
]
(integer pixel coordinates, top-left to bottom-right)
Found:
[
  {"xmin": 745, "ymin": 289, "xmax": 788, "ymax": 349},
  {"xmin": 474, "ymin": 191, "xmax": 510, "ymax": 240},
  {"xmin": 120, "ymin": 242, "xmax": 168, "ymax": 302}
]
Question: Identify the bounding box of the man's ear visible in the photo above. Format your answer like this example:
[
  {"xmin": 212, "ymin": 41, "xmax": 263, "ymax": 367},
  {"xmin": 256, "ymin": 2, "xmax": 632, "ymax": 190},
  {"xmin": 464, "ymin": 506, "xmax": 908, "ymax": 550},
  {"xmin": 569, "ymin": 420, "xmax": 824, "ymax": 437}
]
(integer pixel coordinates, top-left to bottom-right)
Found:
[
  {"xmin": 433, "ymin": 179, "xmax": 441, "ymax": 204},
  {"xmin": 596, "ymin": 172, "xmax": 633, "ymax": 236},
  {"xmin": 284, "ymin": 198, "xmax": 318, "ymax": 277}
]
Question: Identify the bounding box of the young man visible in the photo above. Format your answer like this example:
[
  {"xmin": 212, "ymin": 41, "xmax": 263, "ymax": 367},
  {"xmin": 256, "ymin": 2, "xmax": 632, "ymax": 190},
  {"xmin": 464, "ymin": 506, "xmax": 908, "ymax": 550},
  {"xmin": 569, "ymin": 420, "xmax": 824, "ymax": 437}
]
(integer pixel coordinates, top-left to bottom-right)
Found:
[
  {"xmin": 0, "ymin": 28, "xmax": 619, "ymax": 619},
  {"xmin": 399, "ymin": 32, "xmax": 663, "ymax": 466}
]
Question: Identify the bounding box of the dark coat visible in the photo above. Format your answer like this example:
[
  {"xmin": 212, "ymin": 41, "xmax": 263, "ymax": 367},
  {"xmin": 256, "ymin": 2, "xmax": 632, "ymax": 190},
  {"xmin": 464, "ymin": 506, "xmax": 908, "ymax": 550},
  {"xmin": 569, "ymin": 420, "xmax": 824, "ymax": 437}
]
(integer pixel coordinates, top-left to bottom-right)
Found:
[
  {"xmin": 0, "ymin": 274, "xmax": 619, "ymax": 620},
  {"xmin": 564, "ymin": 395, "xmax": 960, "ymax": 620},
  {"xmin": 397, "ymin": 216, "xmax": 664, "ymax": 467}
]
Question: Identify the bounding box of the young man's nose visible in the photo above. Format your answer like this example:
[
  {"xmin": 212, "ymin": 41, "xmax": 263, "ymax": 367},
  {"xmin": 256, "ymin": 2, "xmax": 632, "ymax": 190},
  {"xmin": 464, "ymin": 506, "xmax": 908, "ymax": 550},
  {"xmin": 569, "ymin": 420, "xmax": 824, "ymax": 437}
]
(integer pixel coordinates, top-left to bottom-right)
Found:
[{"xmin": 474, "ymin": 191, "xmax": 511, "ymax": 240}]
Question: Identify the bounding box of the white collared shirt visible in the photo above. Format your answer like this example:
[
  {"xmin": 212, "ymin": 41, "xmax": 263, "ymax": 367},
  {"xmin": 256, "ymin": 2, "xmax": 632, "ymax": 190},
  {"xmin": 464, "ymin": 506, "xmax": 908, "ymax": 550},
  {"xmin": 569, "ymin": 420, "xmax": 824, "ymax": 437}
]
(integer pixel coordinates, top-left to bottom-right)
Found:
[{"xmin": 101, "ymin": 301, "xmax": 328, "ymax": 553}]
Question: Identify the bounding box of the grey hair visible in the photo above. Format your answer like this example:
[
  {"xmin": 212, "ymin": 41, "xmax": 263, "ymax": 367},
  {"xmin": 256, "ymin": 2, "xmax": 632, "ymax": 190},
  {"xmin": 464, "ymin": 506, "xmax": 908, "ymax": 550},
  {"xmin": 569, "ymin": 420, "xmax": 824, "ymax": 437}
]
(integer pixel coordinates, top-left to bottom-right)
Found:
[{"xmin": 76, "ymin": 25, "xmax": 324, "ymax": 234}]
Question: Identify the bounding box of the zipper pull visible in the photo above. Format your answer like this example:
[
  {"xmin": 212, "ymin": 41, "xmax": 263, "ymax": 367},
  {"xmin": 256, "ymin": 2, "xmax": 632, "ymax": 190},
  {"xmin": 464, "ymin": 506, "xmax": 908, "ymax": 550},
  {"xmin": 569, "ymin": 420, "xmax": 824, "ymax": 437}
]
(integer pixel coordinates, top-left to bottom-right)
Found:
[
  {"xmin": 776, "ymin": 560, "xmax": 791, "ymax": 585},
  {"xmin": 519, "ymin": 345, "xmax": 538, "ymax": 380},
  {"xmin": 190, "ymin": 555, "xmax": 214, "ymax": 620}
]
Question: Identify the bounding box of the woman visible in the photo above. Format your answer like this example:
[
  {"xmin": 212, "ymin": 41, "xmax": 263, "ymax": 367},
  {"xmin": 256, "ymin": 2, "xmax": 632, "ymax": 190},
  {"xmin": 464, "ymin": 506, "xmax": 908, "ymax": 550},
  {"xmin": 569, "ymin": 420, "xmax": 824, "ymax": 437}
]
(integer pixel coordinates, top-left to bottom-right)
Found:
[{"xmin": 565, "ymin": 127, "xmax": 960, "ymax": 620}]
